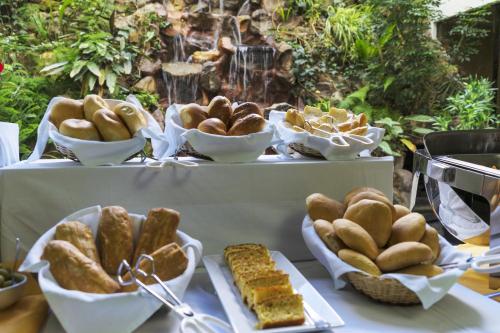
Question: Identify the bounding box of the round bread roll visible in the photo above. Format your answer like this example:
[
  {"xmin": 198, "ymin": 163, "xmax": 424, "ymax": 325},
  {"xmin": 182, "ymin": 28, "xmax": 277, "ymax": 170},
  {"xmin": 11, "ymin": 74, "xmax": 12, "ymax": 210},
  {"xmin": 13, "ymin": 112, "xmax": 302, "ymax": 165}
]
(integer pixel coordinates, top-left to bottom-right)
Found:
[
  {"xmin": 388, "ymin": 212, "xmax": 426, "ymax": 246},
  {"xmin": 83, "ymin": 94, "xmax": 109, "ymax": 121},
  {"xmin": 343, "ymin": 199, "xmax": 392, "ymax": 247},
  {"xmin": 347, "ymin": 191, "xmax": 395, "ymax": 218},
  {"xmin": 231, "ymin": 102, "xmax": 263, "ymax": 125},
  {"xmin": 59, "ymin": 119, "xmax": 101, "ymax": 141},
  {"xmin": 227, "ymin": 114, "xmax": 265, "ymax": 136},
  {"xmin": 197, "ymin": 118, "xmax": 227, "ymax": 135},
  {"xmin": 333, "ymin": 218, "xmax": 379, "ymax": 260},
  {"xmin": 396, "ymin": 264, "xmax": 443, "ymax": 277},
  {"xmin": 376, "ymin": 242, "xmax": 433, "ymax": 272},
  {"xmin": 338, "ymin": 249, "xmax": 381, "ymax": 276},
  {"xmin": 92, "ymin": 109, "xmax": 131, "ymax": 141},
  {"xmin": 113, "ymin": 102, "xmax": 147, "ymax": 135},
  {"xmin": 207, "ymin": 96, "xmax": 233, "ymax": 125},
  {"xmin": 393, "ymin": 204, "xmax": 411, "ymax": 222},
  {"xmin": 344, "ymin": 187, "xmax": 386, "ymax": 205},
  {"xmin": 306, "ymin": 193, "xmax": 345, "ymax": 222},
  {"xmin": 313, "ymin": 219, "xmax": 345, "ymax": 254},
  {"xmin": 49, "ymin": 98, "xmax": 84, "ymax": 129},
  {"xmin": 419, "ymin": 225, "xmax": 440, "ymax": 262},
  {"xmin": 180, "ymin": 103, "xmax": 208, "ymax": 129}
]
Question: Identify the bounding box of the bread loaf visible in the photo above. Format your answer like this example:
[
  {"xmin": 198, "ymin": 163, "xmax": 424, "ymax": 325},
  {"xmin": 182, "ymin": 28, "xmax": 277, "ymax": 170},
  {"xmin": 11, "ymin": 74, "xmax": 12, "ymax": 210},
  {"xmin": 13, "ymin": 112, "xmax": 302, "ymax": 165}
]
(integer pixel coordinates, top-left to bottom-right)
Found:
[
  {"xmin": 197, "ymin": 118, "xmax": 227, "ymax": 135},
  {"xmin": 346, "ymin": 191, "xmax": 395, "ymax": 218},
  {"xmin": 396, "ymin": 264, "xmax": 443, "ymax": 277},
  {"xmin": 231, "ymin": 102, "xmax": 263, "ymax": 125},
  {"xmin": 343, "ymin": 187, "xmax": 386, "ymax": 205},
  {"xmin": 338, "ymin": 249, "xmax": 381, "ymax": 276},
  {"xmin": 333, "ymin": 219, "xmax": 379, "ymax": 260},
  {"xmin": 49, "ymin": 98, "xmax": 84, "ymax": 129},
  {"xmin": 42, "ymin": 240, "xmax": 119, "ymax": 293},
  {"xmin": 98, "ymin": 206, "xmax": 134, "ymax": 275},
  {"xmin": 284, "ymin": 109, "xmax": 305, "ymax": 127},
  {"xmin": 393, "ymin": 204, "xmax": 411, "ymax": 222},
  {"xmin": 376, "ymin": 242, "xmax": 433, "ymax": 272},
  {"xmin": 313, "ymin": 219, "xmax": 345, "ymax": 254},
  {"xmin": 389, "ymin": 213, "xmax": 426, "ymax": 246},
  {"xmin": 419, "ymin": 226, "xmax": 440, "ymax": 262},
  {"xmin": 133, "ymin": 208, "xmax": 180, "ymax": 263},
  {"xmin": 179, "ymin": 103, "xmax": 207, "ymax": 129},
  {"xmin": 113, "ymin": 102, "xmax": 147, "ymax": 135},
  {"xmin": 55, "ymin": 221, "xmax": 100, "ymax": 263},
  {"xmin": 207, "ymin": 96, "xmax": 232, "ymax": 125},
  {"xmin": 83, "ymin": 94, "xmax": 109, "ymax": 121},
  {"xmin": 306, "ymin": 193, "xmax": 345, "ymax": 222},
  {"xmin": 92, "ymin": 109, "xmax": 131, "ymax": 141},
  {"xmin": 59, "ymin": 119, "xmax": 101, "ymax": 141},
  {"xmin": 228, "ymin": 114, "xmax": 265, "ymax": 136},
  {"xmin": 343, "ymin": 199, "xmax": 392, "ymax": 247}
]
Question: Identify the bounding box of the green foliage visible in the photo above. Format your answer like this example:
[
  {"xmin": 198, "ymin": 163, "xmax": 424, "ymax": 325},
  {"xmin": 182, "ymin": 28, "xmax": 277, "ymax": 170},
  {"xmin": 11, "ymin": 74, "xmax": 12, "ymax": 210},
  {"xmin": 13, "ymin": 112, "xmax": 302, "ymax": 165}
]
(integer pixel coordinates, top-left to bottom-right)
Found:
[
  {"xmin": 134, "ymin": 92, "xmax": 160, "ymax": 112},
  {"xmin": 445, "ymin": 6, "xmax": 491, "ymax": 64}
]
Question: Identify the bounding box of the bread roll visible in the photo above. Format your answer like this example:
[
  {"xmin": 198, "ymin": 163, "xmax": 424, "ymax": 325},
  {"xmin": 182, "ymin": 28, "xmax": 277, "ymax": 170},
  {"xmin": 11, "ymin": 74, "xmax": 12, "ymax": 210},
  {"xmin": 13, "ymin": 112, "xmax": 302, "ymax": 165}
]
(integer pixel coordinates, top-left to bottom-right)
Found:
[
  {"xmin": 393, "ymin": 204, "xmax": 411, "ymax": 222},
  {"xmin": 133, "ymin": 208, "xmax": 180, "ymax": 263},
  {"xmin": 389, "ymin": 213, "xmax": 426, "ymax": 246},
  {"xmin": 92, "ymin": 109, "xmax": 131, "ymax": 141},
  {"xmin": 344, "ymin": 187, "xmax": 386, "ymax": 205},
  {"xmin": 328, "ymin": 107, "xmax": 349, "ymax": 123},
  {"xmin": 347, "ymin": 191, "xmax": 395, "ymax": 218},
  {"xmin": 338, "ymin": 249, "xmax": 381, "ymax": 276},
  {"xmin": 180, "ymin": 103, "xmax": 208, "ymax": 129},
  {"xmin": 98, "ymin": 206, "xmax": 134, "ymax": 275},
  {"xmin": 207, "ymin": 96, "xmax": 233, "ymax": 125},
  {"xmin": 231, "ymin": 102, "xmax": 263, "ymax": 125},
  {"xmin": 122, "ymin": 243, "xmax": 188, "ymax": 292},
  {"xmin": 376, "ymin": 242, "xmax": 433, "ymax": 272},
  {"xmin": 396, "ymin": 264, "xmax": 443, "ymax": 277},
  {"xmin": 55, "ymin": 221, "xmax": 100, "ymax": 263},
  {"xmin": 419, "ymin": 226, "xmax": 440, "ymax": 262},
  {"xmin": 113, "ymin": 102, "xmax": 147, "ymax": 135},
  {"xmin": 228, "ymin": 114, "xmax": 265, "ymax": 136},
  {"xmin": 343, "ymin": 199, "xmax": 392, "ymax": 247},
  {"xmin": 42, "ymin": 240, "xmax": 119, "ymax": 293},
  {"xmin": 49, "ymin": 98, "xmax": 84, "ymax": 129},
  {"xmin": 285, "ymin": 109, "xmax": 305, "ymax": 127},
  {"xmin": 347, "ymin": 126, "xmax": 368, "ymax": 136},
  {"xmin": 306, "ymin": 193, "xmax": 345, "ymax": 222},
  {"xmin": 197, "ymin": 118, "xmax": 226, "ymax": 135},
  {"xmin": 333, "ymin": 219, "xmax": 378, "ymax": 260},
  {"xmin": 83, "ymin": 94, "xmax": 110, "ymax": 121},
  {"xmin": 59, "ymin": 119, "xmax": 101, "ymax": 141},
  {"xmin": 313, "ymin": 219, "xmax": 345, "ymax": 254}
]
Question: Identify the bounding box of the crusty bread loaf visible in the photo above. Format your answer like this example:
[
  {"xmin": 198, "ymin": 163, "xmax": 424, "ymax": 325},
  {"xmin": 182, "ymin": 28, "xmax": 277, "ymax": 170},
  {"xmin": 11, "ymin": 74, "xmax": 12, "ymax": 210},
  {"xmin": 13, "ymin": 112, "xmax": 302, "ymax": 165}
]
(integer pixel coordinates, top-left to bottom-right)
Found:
[
  {"xmin": 55, "ymin": 221, "xmax": 100, "ymax": 263},
  {"xmin": 306, "ymin": 193, "xmax": 345, "ymax": 222},
  {"xmin": 333, "ymin": 218, "xmax": 379, "ymax": 260},
  {"xmin": 42, "ymin": 240, "xmax": 119, "ymax": 294},
  {"xmin": 338, "ymin": 248, "xmax": 381, "ymax": 276},
  {"xmin": 255, "ymin": 294, "xmax": 305, "ymax": 329},
  {"xmin": 388, "ymin": 212, "xmax": 426, "ymax": 246},
  {"xmin": 376, "ymin": 242, "xmax": 433, "ymax": 272},
  {"xmin": 59, "ymin": 119, "xmax": 101, "ymax": 141},
  {"xmin": 49, "ymin": 98, "xmax": 84, "ymax": 129}
]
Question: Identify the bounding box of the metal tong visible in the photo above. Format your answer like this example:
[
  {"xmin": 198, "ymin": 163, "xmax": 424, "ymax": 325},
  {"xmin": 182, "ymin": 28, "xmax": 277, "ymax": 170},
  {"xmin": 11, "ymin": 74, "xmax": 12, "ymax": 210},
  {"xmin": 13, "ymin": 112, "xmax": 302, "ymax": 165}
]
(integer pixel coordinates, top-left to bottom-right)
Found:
[
  {"xmin": 118, "ymin": 254, "xmax": 232, "ymax": 333},
  {"xmin": 441, "ymin": 246, "xmax": 500, "ymax": 274}
]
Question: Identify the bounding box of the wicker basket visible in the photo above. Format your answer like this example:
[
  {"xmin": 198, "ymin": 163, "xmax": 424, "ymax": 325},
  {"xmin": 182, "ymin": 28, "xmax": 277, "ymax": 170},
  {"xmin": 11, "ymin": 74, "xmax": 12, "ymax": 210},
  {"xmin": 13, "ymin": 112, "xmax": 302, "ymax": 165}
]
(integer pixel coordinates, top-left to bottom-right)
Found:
[
  {"xmin": 55, "ymin": 142, "xmax": 145, "ymax": 163},
  {"xmin": 345, "ymin": 272, "xmax": 420, "ymax": 305},
  {"xmin": 289, "ymin": 143, "xmax": 325, "ymax": 159},
  {"xmin": 180, "ymin": 142, "xmax": 213, "ymax": 161}
]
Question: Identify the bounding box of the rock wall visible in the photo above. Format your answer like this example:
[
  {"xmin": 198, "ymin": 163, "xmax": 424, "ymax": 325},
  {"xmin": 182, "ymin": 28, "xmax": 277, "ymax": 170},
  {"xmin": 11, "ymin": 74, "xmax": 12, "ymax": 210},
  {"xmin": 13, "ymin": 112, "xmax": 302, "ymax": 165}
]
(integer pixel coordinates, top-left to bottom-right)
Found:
[{"xmin": 120, "ymin": 0, "xmax": 294, "ymax": 107}]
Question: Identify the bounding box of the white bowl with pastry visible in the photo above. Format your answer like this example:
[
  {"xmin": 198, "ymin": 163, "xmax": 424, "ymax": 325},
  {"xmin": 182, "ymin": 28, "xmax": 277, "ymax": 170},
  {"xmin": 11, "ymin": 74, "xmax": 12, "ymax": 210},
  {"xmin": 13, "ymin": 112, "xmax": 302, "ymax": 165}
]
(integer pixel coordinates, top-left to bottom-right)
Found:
[
  {"xmin": 301, "ymin": 187, "xmax": 470, "ymax": 309},
  {"xmin": 19, "ymin": 205, "xmax": 202, "ymax": 333},
  {"xmin": 269, "ymin": 106, "xmax": 384, "ymax": 160},
  {"xmin": 160, "ymin": 96, "xmax": 276, "ymax": 163},
  {"xmin": 28, "ymin": 94, "xmax": 163, "ymax": 166}
]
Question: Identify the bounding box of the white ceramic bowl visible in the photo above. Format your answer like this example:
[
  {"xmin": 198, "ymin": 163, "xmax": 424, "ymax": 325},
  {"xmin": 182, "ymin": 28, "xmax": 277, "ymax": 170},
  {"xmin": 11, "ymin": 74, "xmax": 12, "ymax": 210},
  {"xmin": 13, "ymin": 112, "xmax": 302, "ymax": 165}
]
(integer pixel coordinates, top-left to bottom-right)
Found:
[{"xmin": 0, "ymin": 273, "xmax": 27, "ymax": 310}]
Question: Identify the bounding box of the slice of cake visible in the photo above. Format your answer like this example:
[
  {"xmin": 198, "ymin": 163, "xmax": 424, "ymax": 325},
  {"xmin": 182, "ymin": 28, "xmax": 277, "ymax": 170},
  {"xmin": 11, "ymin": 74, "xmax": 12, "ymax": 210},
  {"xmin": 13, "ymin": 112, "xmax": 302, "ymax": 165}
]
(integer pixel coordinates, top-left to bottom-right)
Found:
[
  {"xmin": 240, "ymin": 272, "xmax": 290, "ymax": 304},
  {"xmin": 250, "ymin": 284, "xmax": 293, "ymax": 309},
  {"xmin": 255, "ymin": 294, "xmax": 305, "ymax": 329}
]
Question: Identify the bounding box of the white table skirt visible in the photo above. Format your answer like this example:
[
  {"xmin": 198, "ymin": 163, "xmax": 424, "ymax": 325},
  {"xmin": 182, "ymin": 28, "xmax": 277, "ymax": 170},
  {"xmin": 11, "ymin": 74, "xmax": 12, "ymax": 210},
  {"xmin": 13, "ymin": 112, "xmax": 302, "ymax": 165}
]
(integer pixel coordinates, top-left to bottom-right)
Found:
[
  {"xmin": 41, "ymin": 261, "xmax": 500, "ymax": 333},
  {"xmin": 0, "ymin": 156, "xmax": 393, "ymax": 261}
]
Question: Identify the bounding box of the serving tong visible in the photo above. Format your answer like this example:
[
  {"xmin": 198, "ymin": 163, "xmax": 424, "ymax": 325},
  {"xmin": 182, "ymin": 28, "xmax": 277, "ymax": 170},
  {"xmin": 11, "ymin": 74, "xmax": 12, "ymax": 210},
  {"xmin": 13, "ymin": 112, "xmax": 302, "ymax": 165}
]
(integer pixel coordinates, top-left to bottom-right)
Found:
[{"xmin": 118, "ymin": 254, "xmax": 232, "ymax": 333}]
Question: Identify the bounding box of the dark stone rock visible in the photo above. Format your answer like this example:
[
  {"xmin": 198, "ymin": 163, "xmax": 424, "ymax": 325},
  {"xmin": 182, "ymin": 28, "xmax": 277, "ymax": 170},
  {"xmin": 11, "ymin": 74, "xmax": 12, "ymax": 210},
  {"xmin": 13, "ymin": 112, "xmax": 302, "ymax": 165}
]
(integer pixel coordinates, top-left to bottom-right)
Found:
[
  {"xmin": 139, "ymin": 58, "xmax": 162, "ymax": 76},
  {"xmin": 200, "ymin": 62, "xmax": 222, "ymax": 93}
]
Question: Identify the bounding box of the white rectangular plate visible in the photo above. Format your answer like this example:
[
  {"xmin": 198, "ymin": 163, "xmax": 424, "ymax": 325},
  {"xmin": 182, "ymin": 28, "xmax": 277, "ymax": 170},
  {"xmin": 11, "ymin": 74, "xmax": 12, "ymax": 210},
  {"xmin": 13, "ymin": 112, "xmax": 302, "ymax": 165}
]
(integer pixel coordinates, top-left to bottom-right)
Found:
[{"xmin": 203, "ymin": 251, "xmax": 344, "ymax": 333}]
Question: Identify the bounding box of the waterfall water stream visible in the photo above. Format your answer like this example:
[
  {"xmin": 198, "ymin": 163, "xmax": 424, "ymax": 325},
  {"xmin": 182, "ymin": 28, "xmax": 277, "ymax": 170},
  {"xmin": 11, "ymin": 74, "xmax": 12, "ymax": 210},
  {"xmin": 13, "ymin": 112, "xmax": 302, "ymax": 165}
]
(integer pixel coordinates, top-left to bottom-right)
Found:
[
  {"xmin": 173, "ymin": 34, "xmax": 186, "ymax": 62},
  {"xmin": 237, "ymin": 0, "xmax": 250, "ymax": 16}
]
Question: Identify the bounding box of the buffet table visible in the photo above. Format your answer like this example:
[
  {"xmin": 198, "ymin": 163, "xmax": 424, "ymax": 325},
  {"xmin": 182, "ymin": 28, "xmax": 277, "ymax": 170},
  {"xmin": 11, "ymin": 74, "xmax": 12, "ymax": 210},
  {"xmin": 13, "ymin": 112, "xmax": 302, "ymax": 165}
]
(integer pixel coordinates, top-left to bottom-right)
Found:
[
  {"xmin": 0, "ymin": 156, "xmax": 393, "ymax": 261},
  {"xmin": 40, "ymin": 260, "xmax": 500, "ymax": 333}
]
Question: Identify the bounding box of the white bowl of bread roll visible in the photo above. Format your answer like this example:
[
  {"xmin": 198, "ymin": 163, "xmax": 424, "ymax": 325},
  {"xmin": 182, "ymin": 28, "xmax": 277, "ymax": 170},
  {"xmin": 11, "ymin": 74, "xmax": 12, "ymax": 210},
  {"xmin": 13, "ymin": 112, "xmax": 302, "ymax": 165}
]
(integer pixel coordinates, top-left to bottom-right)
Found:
[
  {"xmin": 19, "ymin": 205, "xmax": 202, "ymax": 333},
  {"xmin": 47, "ymin": 95, "xmax": 149, "ymax": 165}
]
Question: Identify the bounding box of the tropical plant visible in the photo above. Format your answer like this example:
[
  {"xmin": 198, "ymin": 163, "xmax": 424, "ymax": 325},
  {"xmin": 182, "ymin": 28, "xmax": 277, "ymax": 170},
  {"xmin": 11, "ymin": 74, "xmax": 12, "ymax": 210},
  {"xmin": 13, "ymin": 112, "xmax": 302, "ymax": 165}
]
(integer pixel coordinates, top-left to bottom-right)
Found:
[{"xmin": 374, "ymin": 117, "xmax": 416, "ymax": 157}]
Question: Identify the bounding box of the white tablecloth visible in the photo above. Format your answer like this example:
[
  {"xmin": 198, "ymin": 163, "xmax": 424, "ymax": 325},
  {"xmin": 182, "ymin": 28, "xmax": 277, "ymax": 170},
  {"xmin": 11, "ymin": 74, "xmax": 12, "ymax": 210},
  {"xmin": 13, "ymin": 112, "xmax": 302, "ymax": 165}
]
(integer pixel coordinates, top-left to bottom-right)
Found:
[
  {"xmin": 0, "ymin": 156, "xmax": 393, "ymax": 261},
  {"xmin": 41, "ymin": 261, "xmax": 500, "ymax": 333}
]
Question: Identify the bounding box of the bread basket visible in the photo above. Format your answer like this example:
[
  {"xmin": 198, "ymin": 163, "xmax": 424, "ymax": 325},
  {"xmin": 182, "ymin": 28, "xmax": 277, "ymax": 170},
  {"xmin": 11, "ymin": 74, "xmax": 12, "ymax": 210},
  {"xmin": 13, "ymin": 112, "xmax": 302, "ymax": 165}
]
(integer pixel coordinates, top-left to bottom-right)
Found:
[
  {"xmin": 289, "ymin": 143, "xmax": 325, "ymax": 159},
  {"xmin": 54, "ymin": 141, "xmax": 146, "ymax": 163}
]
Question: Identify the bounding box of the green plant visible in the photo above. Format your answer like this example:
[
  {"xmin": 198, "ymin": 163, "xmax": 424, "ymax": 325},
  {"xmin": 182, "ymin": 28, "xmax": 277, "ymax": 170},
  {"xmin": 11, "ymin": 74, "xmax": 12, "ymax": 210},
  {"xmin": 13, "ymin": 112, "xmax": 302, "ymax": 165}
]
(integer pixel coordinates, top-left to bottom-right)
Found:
[{"xmin": 374, "ymin": 117, "xmax": 415, "ymax": 157}]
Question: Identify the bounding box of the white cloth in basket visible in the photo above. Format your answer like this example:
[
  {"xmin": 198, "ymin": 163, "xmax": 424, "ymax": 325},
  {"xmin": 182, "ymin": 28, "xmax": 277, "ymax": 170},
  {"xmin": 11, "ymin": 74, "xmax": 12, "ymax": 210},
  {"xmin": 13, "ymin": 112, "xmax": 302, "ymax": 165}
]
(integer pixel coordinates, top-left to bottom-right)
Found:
[
  {"xmin": 27, "ymin": 95, "xmax": 164, "ymax": 166},
  {"xmin": 269, "ymin": 110, "xmax": 384, "ymax": 160},
  {"xmin": 152, "ymin": 104, "xmax": 277, "ymax": 163},
  {"xmin": 19, "ymin": 206, "xmax": 203, "ymax": 333},
  {"xmin": 301, "ymin": 215, "xmax": 470, "ymax": 309}
]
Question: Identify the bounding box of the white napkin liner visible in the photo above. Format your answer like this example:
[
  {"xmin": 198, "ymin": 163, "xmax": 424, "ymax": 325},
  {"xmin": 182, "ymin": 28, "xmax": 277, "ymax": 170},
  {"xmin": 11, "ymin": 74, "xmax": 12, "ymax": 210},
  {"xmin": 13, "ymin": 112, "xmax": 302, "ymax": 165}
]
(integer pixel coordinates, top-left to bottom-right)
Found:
[
  {"xmin": 0, "ymin": 122, "xmax": 20, "ymax": 167},
  {"xmin": 155, "ymin": 104, "xmax": 276, "ymax": 163},
  {"xmin": 301, "ymin": 215, "xmax": 470, "ymax": 309},
  {"xmin": 269, "ymin": 110, "xmax": 385, "ymax": 160},
  {"xmin": 20, "ymin": 205, "xmax": 202, "ymax": 333},
  {"xmin": 27, "ymin": 95, "xmax": 164, "ymax": 166}
]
